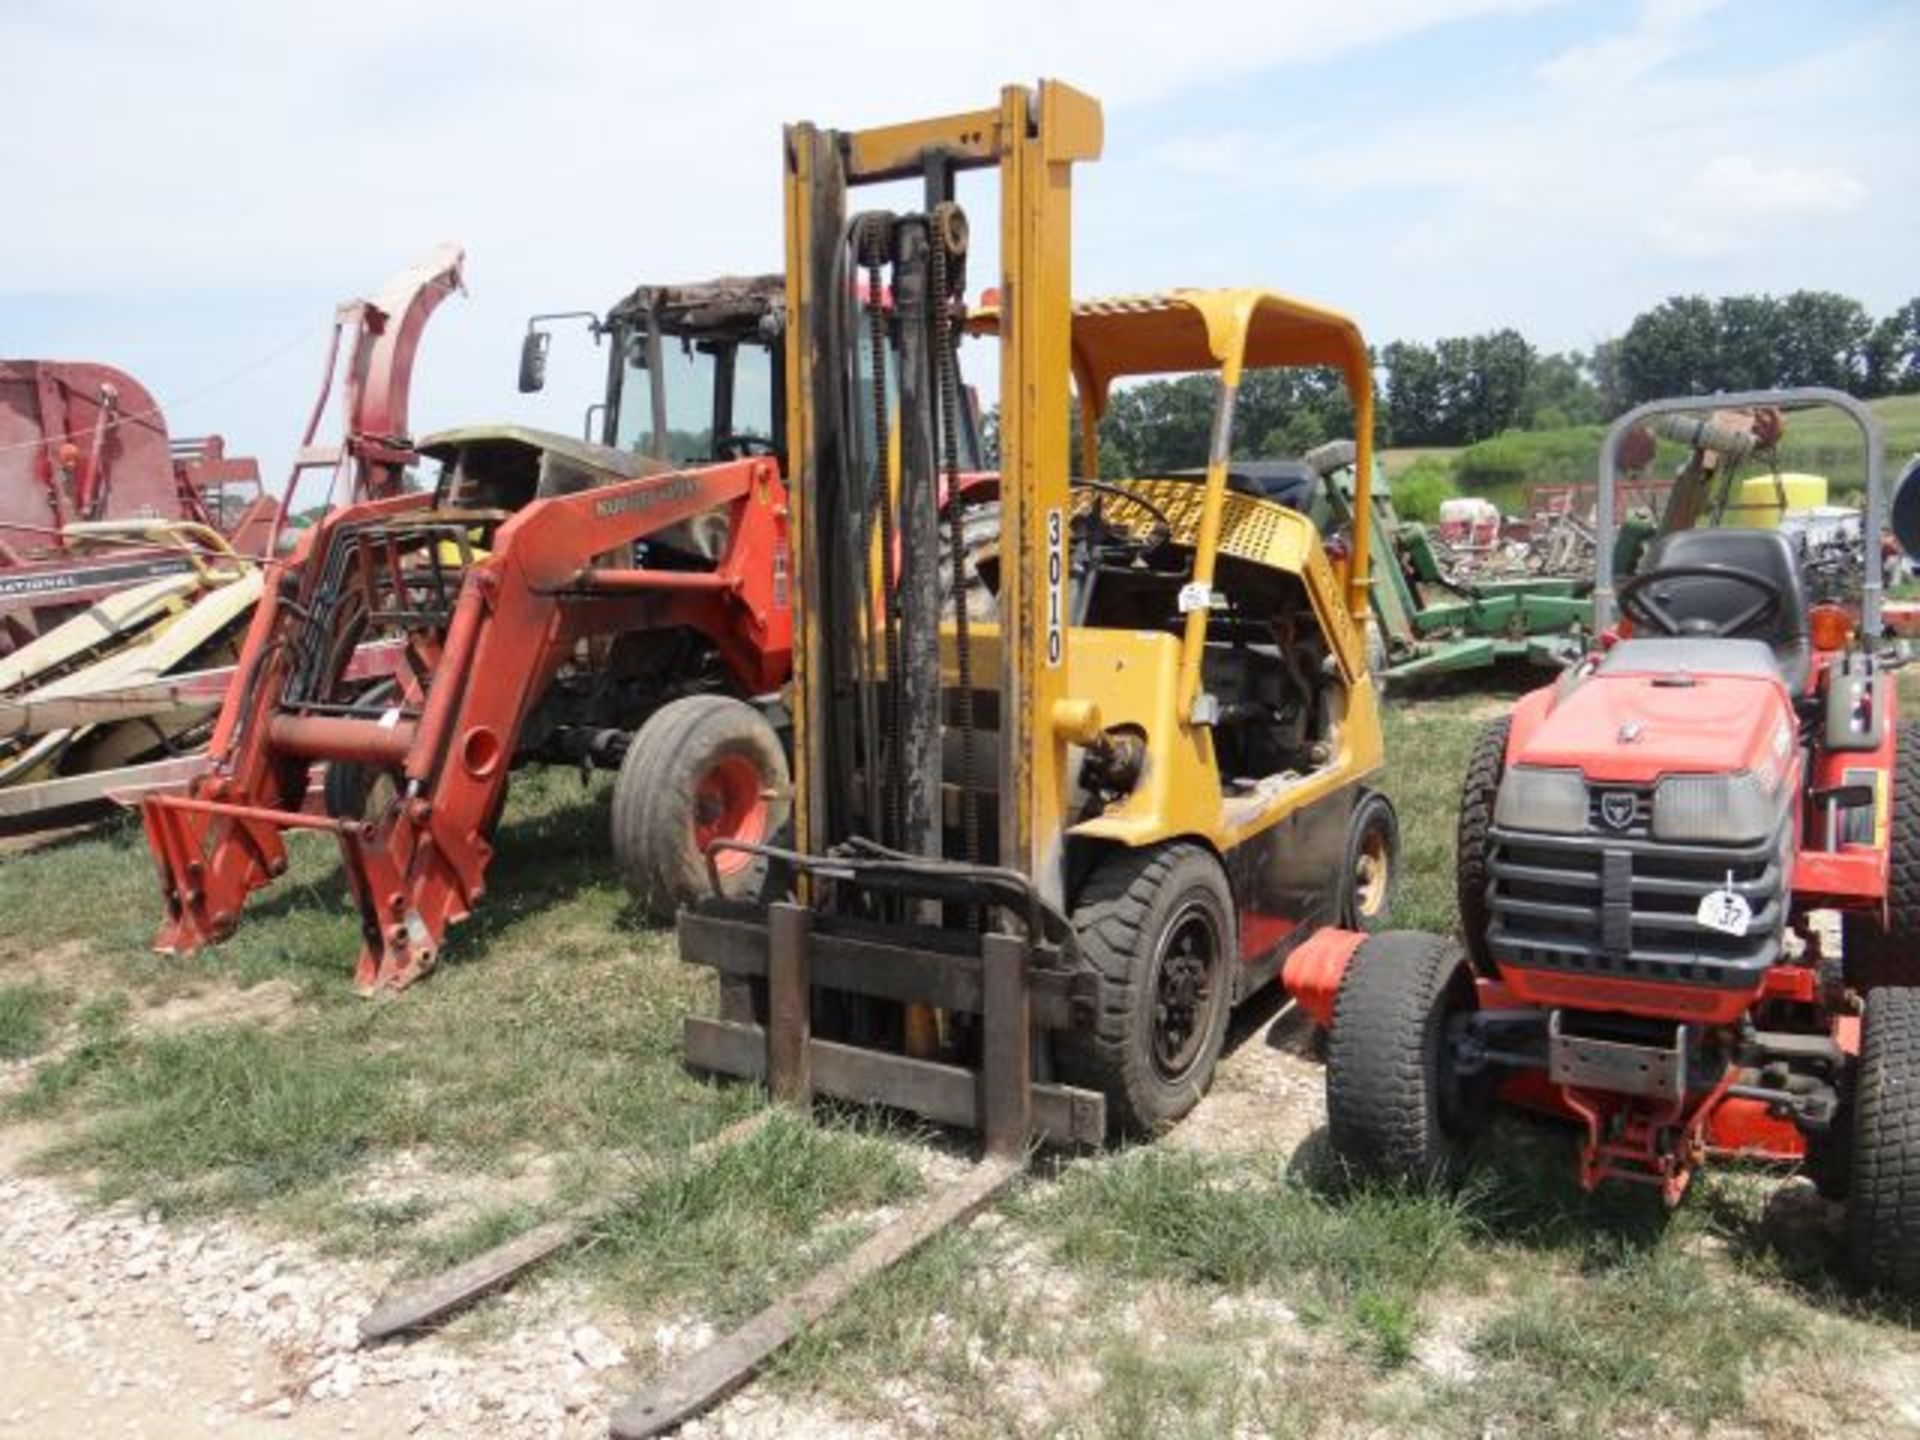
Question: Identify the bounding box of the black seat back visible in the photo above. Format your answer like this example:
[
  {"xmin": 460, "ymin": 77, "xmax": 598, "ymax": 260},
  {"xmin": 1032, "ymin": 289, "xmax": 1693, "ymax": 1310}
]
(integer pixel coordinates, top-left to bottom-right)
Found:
[{"xmin": 1635, "ymin": 527, "xmax": 1810, "ymax": 689}]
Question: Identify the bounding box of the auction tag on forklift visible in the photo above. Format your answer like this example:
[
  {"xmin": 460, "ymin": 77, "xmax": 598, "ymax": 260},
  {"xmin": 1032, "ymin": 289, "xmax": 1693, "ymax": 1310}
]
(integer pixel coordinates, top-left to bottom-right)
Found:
[{"xmin": 1696, "ymin": 877, "xmax": 1752, "ymax": 938}]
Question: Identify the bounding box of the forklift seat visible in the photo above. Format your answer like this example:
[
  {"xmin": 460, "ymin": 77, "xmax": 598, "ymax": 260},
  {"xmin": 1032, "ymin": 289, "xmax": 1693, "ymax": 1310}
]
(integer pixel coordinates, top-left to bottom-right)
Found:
[
  {"xmin": 1170, "ymin": 462, "xmax": 1320, "ymax": 513},
  {"xmin": 1624, "ymin": 528, "xmax": 1811, "ymax": 691}
]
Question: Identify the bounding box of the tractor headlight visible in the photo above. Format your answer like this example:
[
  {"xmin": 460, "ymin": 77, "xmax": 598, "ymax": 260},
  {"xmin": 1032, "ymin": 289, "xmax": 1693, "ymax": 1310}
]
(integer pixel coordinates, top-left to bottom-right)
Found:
[
  {"xmin": 1651, "ymin": 772, "xmax": 1778, "ymax": 845},
  {"xmin": 1493, "ymin": 766, "xmax": 1588, "ymax": 835}
]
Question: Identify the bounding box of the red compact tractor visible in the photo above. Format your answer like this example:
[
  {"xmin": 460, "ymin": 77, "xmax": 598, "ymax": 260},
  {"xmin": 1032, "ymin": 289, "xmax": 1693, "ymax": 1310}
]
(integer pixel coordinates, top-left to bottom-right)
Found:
[
  {"xmin": 1293, "ymin": 387, "xmax": 1919, "ymax": 1292},
  {"xmin": 145, "ymin": 277, "xmax": 794, "ymax": 991}
]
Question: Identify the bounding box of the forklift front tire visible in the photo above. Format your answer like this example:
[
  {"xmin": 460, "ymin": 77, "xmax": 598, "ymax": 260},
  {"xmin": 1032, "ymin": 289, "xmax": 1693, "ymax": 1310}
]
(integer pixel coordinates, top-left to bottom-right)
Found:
[
  {"xmin": 612, "ymin": 695, "xmax": 790, "ymax": 922},
  {"xmin": 1057, "ymin": 843, "xmax": 1235, "ymax": 1139}
]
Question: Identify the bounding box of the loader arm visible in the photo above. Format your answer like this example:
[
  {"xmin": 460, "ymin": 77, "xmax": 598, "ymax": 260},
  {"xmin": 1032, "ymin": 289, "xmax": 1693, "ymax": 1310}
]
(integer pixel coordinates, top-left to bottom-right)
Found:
[{"xmin": 145, "ymin": 456, "xmax": 788, "ymax": 990}]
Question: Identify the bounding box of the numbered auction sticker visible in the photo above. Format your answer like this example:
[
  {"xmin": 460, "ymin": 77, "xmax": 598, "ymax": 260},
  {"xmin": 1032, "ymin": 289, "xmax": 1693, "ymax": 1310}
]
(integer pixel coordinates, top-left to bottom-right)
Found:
[{"xmin": 1696, "ymin": 885, "xmax": 1752, "ymax": 938}]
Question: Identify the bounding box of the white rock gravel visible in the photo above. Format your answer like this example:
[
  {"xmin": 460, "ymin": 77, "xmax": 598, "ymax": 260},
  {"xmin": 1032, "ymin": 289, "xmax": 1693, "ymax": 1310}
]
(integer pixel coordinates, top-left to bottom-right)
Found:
[
  {"xmin": 0, "ymin": 1158, "xmax": 630, "ymax": 1437},
  {"xmin": 0, "ymin": 1138, "xmax": 917, "ymax": 1439}
]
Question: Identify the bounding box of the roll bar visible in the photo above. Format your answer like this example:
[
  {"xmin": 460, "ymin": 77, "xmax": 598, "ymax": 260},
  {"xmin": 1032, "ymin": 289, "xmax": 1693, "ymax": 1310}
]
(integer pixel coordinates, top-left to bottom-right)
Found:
[{"xmin": 1595, "ymin": 387, "xmax": 1887, "ymax": 636}]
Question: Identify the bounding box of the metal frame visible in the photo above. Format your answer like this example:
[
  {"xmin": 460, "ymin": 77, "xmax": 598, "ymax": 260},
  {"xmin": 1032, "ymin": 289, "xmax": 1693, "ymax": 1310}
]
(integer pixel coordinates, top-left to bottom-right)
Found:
[
  {"xmin": 145, "ymin": 455, "xmax": 790, "ymax": 990},
  {"xmin": 1594, "ymin": 386, "xmax": 1887, "ymax": 634}
]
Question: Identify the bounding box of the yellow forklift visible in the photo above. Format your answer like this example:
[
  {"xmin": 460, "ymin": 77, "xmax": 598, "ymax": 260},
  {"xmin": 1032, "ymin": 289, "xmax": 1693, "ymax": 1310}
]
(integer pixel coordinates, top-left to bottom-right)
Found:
[
  {"xmin": 627, "ymin": 77, "xmax": 1399, "ymax": 1432},
  {"xmin": 678, "ymin": 84, "xmax": 1394, "ymax": 1133},
  {"xmin": 360, "ymin": 81, "xmax": 1399, "ymax": 1436}
]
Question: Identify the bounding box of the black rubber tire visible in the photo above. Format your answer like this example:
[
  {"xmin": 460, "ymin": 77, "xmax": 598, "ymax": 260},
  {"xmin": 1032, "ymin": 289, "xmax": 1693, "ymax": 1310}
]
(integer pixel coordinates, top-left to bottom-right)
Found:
[
  {"xmin": 1056, "ymin": 843, "xmax": 1236, "ymax": 1139},
  {"xmin": 1847, "ymin": 986, "xmax": 1920, "ymax": 1295},
  {"xmin": 1456, "ymin": 716, "xmax": 1511, "ymax": 977},
  {"xmin": 1326, "ymin": 930, "xmax": 1481, "ymax": 1184},
  {"xmin": 321, "ymin": 682, "xmax": 402, "ymax": 823},
  {"xmin": 611, "ymin": 695, "xmax": 790, "ymax": 922},
  {"xmin": 1844, "ymin": 723, "xmax": 1919, "ymax": 991},
  {"xmin": 323, "ymin": 757, "xmax": 393, "ymax": 823},
  {"xmin": 1340, "ymin": 790, "xmax": 1400, "ymax": 932}
]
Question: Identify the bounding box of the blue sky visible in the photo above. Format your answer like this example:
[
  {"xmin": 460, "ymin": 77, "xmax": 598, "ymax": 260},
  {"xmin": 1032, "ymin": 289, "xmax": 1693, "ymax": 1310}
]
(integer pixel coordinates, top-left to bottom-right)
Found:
[{"xmin": 3, "ymin": 0, "xmax": 1913, "ymax": 486}]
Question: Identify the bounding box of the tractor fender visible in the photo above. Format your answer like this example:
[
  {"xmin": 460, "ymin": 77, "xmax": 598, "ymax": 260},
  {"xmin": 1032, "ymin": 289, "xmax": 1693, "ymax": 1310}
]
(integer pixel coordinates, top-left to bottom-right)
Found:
[{"xmin": 1501, "ymin": 684, "xmax": 1559, "ymax": 764}]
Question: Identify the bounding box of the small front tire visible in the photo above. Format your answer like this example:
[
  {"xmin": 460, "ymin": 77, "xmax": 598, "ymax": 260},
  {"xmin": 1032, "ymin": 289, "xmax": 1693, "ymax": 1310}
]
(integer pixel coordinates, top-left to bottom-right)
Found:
[
  {"xmin": 611, "ymin": 695, "xmax": 789, "ymax": 921},
  {"xmin": 1326, "ymin": 931, "xmax": 1482, "ymax": 1184}
]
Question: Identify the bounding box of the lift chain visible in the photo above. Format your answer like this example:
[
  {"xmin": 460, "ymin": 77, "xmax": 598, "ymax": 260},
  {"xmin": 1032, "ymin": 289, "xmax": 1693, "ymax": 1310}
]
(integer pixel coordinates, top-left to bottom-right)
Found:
[
  {"xmin": 860, "ymin": 214, "xmax": 903, "ymax": 852},
  {"xmin": 928, "ymin": 204, "xmax": 979, "ymax": 874}
]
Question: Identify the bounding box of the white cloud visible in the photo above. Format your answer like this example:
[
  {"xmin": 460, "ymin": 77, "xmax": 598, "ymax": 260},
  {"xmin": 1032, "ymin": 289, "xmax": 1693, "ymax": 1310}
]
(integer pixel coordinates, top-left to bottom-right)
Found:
[
  {"xmin": 1109, "ymin": 2, "xmax": 1910, "ymax": 352},
  {"xmin": 1536, "ymin": 0, "xmax": 1725, "ymax": 90},
  {"xmin": 0, "ymin": 0, "xmax": 1910, "ymax": 468},
  {"xmin": 1645, "ymin": 154, "xmax": 1868, "ymax": 258},
  {"xmin": 0, "ymin": 0, "xmax": 1558, "ymax": 295},
  {"xmin": 0, "ymin": 0, "xmax": 1567, "ymax": 464}
]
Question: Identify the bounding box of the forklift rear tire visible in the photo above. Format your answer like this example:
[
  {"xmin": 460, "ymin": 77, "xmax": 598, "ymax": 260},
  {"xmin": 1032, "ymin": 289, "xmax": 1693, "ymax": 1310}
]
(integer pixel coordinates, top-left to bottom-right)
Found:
[
  {"xmin": 1844, "ymin": 723, "xmax": 1919, "ymax": 991},
  {"xmin": 1847, "ymin": 985, "xmax": 1920, "ymax": 1296},
  {"xmin": 1456, "ymin": 716, "xmax": 1511, "ymax": 977},
  {"xmin": 612, "ymin": 695, "xmax": 790, "ymax": 923},
  {"xmin": 1057, "ymin": 843, "xmax": 1235, "ymax": 1139},
  {"xmin": 1340, "ymin": 791, "xmax": 1400, "ymax": 932},
  {"xmin": 1326, "ymin": 931, "xmax": 1482, "ymax": 1184}
]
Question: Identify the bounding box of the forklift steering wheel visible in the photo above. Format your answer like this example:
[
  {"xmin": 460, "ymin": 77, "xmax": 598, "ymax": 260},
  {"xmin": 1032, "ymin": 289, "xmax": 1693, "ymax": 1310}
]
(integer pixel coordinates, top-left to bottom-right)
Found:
[
  {"xmin": 1070, "ymin": 478, "xmax": 1176, "ymax": 548},
  {"xmin": 714, "ymin": 434, "xmax": 779, "ymax": 460},
  {"xmin": 1618, "ymin": 564, "xmax": 1783, "ymax": 639}
]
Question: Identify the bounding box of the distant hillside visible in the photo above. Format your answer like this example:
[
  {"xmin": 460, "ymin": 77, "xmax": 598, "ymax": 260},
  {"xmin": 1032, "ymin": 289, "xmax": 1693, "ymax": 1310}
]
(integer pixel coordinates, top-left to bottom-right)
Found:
[{"xmin": 1385, "ymin": 394, "xmax": 1920, "ymax": 520}]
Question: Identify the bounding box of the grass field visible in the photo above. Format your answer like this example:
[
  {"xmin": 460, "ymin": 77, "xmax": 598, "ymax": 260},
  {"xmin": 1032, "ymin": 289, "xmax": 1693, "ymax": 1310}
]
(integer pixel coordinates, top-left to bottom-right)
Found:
[{"xmin": 0, "ymin": 679, "xmax": 1916, "ymax": 1434}]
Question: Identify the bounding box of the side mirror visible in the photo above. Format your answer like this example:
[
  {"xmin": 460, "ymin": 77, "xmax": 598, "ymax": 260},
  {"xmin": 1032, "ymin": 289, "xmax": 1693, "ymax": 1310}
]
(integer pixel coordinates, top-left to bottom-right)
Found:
[
  {"xmin": 1894, "ymin": 454, "xmax": 1920, "ymax": 563},
  {"xmin": 518, "ymin": 329, "xmax": 551, "ymax": 394}
]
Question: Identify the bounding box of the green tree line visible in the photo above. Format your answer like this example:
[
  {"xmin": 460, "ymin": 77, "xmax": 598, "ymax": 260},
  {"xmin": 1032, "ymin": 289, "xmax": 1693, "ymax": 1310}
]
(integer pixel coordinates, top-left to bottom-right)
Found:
[{"xmin": 989, "ymin": 290, "xmax": 1920, "ymax": 468}]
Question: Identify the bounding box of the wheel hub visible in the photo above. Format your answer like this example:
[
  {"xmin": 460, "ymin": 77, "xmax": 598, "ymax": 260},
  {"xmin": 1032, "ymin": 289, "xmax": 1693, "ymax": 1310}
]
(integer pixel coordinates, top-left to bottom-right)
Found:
[
  {"xmin": 1354, "ymin": 831, "xmax": 1390, "ymax": 918},
  {"xmin": 692, "ymin": 752, "xmax": 768, "ymax": 877},
  {"xmin": 1149, "ymin": 906, "xmax": 1220, "ymax": 1080}
]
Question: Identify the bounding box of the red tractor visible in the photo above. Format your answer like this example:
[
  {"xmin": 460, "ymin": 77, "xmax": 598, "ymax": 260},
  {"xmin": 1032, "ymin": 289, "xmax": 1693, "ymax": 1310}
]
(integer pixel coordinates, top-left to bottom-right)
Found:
[
  {"xmin": 1293, "ymin": 387, "xmax": 1919, "ymax": 1293},
  {"xmin": 145, "ymin": 276, "xmax": 796, "ymax": 991}
]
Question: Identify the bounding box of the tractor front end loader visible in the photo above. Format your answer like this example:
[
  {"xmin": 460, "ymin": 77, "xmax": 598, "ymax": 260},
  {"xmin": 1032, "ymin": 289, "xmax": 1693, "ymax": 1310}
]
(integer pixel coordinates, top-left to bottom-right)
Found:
[
  {"xmin": 1301, "ymin": 387, "xmax": 1920, "ymax": 1295},
  {"xmin": 143, "ymin": 274, "xmax": 794, "ymax": 991}
]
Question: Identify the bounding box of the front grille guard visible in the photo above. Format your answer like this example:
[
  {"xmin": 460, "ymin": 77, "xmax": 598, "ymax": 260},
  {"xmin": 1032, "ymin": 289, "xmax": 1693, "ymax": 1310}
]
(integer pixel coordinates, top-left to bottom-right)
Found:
[{"xmin": 1486, "ymin": 820, "xmax": 1789, "ymax": 988}]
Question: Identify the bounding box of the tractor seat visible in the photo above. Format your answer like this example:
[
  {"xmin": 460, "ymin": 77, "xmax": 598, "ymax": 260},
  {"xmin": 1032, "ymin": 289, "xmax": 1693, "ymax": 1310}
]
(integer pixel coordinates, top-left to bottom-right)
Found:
[{"xmin": 1624, "ymin": 528, "xmax": 1810, "ymax": 691}]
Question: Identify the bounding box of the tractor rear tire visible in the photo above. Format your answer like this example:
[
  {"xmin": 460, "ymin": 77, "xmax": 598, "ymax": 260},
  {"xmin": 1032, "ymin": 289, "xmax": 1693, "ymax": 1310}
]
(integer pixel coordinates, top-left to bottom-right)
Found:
[
  {"xmin": 1847, "ymin": 985, "xmax": 1920, "ymax": 1296},
  {"xmin": 322, "ymin": 681, "xmax": 403, "ymax": 823},
  {"xmin": 1844, "ymin": 723, "xmax": 1919, "ymax": 991},
  {"xmin": 1340, "ymin": 791, "xmax": 1400, "ymax": 932},
  {"xmin": 1456, "ymin": 716, "xmax": 1511, "ymax": 977},
  {"xmin": 1056, "ymin": 843, "xmax": 1235, "ymax": 1139},
  {"xmin": 612, "ymin": 695, "xmax": 789, "ymax": 922},
  {"xmin": 1326, "ymin": 930, "xmax": 1482, "ymax": 1184}
]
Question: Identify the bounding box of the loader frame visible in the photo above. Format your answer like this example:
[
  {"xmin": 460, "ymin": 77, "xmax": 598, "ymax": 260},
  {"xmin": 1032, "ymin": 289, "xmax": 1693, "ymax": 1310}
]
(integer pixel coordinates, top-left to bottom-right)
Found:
[{"xmin": 144, "ymin": 455, "xmax": 789, "ymax": 990}]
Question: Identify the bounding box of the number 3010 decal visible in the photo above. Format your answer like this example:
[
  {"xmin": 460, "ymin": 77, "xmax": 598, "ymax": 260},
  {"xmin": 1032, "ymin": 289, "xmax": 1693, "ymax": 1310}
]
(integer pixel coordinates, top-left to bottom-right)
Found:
[{"xmin": 1045, "ymin": 508, "xmax": 1064, "ymax": 668}]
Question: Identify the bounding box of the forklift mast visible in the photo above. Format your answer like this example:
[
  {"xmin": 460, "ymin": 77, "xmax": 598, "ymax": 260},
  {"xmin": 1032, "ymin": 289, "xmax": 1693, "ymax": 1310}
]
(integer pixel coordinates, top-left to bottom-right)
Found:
[{"xmin": 784, "ymin": 82, "xmax": 1102, "ymax": 903}]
